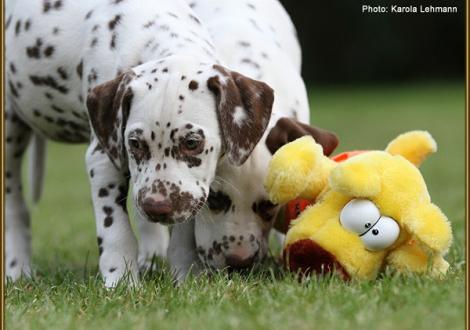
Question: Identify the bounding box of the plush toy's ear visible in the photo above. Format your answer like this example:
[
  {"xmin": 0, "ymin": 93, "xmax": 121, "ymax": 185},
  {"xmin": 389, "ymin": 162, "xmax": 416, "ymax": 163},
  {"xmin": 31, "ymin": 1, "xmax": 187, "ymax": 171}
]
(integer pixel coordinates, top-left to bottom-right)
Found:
[
  {"xmin": 265, "ymin": 136, "xmax": 333, "ymax": 204},
  {"xmin": 385, "ymin": 131, "xmax": 437, "ymax": 167},
  {"xmin": 401, "ymin": 203, "xmax": 452, "ymax": 254},
  {"xmin": 266, "ymin": 117, "xmax": 339, "ymax": 156},
  {"xmin": 329, "ymin": 156, "xmax": 381, "ymax": 198},
  {"xmin": 86, "ymin": 72, "xmax": 135, "ymax": 171},
  {"xmin": 207, "ymin": 65, "xmax": 274, "ymax": 166}
]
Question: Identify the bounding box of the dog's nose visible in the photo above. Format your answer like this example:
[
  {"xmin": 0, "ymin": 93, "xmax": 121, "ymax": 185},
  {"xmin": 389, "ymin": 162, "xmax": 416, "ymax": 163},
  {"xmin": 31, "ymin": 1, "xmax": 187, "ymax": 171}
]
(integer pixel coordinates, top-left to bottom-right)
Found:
[
  {"xmin": 225, "ymin": 254, "xmax": 256, "ymax": 270},
  {"xmin": 142, "ymin": 198, "xmax": 172, "ymax": 222}
]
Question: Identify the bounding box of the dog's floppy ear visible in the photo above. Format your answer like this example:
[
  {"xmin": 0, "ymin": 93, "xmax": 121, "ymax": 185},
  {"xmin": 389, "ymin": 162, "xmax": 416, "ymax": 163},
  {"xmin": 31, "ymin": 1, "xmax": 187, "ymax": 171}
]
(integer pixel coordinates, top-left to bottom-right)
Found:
[
  {"xmin": 207, "ymin": 65, "xmax": 274, "ymax": 166},
  {"xmin": 86, "ymin": 71, "xmax": 135, "ymax": 171},
  {"xmin": 266, "ymin": 117, "xmax": 339, "ymax": 156}
]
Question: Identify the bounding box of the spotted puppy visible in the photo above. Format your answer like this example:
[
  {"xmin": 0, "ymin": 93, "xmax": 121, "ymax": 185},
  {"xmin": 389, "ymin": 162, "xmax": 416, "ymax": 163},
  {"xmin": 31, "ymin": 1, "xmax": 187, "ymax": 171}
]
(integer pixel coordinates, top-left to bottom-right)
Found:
[
  {"xmin": 168, "ymin": 0, "xmax": 339, "ymax": 281},
  {"xmin": 5, "ymin": 0, "xmax": 278, "ymax": 287}
]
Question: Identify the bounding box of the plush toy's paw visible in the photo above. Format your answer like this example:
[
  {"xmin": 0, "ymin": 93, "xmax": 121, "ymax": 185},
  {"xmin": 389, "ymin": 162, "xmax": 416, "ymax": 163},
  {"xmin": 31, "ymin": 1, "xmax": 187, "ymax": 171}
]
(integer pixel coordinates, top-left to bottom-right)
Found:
[
  {"xmin": 429, "ymin": 256, "xmax": 450, "ymax": 277},
  {"xmin": 385, "ymin": 131, "xmax": 436, "ymax": 167},
  {"xmin": 386, "ymin": 241, "xmax": 449, "ymax": 277},
  {"xmin": 402, "ymin": 203, "xmax": 452, "ymax": 254},
  {"xmin": 265, "ymin": 136, "xmax": 324, "ymax": 204}
]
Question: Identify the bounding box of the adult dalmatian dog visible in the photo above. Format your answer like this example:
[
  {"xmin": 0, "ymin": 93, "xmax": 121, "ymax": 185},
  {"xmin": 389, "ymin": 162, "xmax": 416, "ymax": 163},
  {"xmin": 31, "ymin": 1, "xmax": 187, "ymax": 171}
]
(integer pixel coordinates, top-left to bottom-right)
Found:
[{"xmin": 5, "ymin": 0, "xmax": 337, "ymax": 286}]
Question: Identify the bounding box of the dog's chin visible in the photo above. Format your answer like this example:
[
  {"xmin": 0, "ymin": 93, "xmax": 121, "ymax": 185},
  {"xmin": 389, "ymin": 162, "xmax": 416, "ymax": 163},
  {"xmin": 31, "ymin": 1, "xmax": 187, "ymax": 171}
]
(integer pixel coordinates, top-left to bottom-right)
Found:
[
  {"xmin": 137, "ymin": 207, "xmax": 199, "ymax": 225},
  {"xmin": 196, "ymin": 238, "xmax": 266, "ymax": 270}
]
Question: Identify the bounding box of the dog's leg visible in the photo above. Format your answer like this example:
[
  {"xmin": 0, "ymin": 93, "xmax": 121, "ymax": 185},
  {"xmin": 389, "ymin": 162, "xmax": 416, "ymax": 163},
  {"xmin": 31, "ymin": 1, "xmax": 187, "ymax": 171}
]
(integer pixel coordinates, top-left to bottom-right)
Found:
[
  {"xmin": 86, "ymin": 139, "xmax": 139, "ymax": 287},
  {"xmin": 136, "ymin": 216, "xmax": 170, "ymax": 272},
  {"xmin": 168, "ymin": 218, "xmax": 203, "ymax": 284},
  {"xmin": 5, "ymin": 106, "xmax": 33, "ymax": 281}
]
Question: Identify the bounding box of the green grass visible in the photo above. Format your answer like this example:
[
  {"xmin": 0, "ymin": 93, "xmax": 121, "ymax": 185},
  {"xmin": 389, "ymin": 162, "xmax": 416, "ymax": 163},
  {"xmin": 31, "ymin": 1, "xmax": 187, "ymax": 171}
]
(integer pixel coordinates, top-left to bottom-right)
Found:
[{"xmin": 5, "ymin": 82, "xmax": 466, "ymax": 330}]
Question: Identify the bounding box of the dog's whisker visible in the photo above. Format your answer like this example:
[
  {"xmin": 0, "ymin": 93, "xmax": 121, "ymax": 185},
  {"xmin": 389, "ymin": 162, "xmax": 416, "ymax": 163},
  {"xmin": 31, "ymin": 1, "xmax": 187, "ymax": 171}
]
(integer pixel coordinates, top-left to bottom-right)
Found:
[{"xmin": 214, "ymin": 176, "xmax": 241, "ymax": 195}]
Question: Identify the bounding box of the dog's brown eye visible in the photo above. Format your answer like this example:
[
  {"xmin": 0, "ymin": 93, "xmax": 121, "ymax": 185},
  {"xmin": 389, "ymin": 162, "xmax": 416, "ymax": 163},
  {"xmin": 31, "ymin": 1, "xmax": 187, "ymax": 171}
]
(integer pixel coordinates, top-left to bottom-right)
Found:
[
  {"xmin": 253, "ymin": 200, "xmax": 278, "ymax": 222},
  {"xmin": 129, "ymin": 138, "xmax": 141, "ymax": 150},
  {"xmin": 185, "ymin": 137, "xmax": 200, "ymax": 150},
  {"xmin": 128, "ymin": 137, "xmax": 150, "ymax": 164},
  {"xmin": 181, "ymin": 133, "xmax": 204, "ymax": 154}
]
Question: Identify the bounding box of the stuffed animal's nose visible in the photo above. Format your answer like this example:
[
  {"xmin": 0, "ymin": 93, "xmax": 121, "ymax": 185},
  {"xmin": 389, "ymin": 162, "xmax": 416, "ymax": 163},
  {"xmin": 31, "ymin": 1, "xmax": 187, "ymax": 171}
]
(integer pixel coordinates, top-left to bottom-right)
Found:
[
  {"xmin": 225, "ymin": 254, "xmax": 256, "ymax": 270},
  {"xmin": 142, "ymin": 198, "xmax": 172, "ymax": 222}
]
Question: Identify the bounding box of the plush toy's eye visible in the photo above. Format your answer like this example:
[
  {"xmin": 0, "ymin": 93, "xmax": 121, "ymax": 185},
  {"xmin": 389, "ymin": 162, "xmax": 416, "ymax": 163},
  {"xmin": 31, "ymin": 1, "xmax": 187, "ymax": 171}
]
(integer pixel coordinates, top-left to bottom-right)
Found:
[
  {"xmin": 360, "ymin": 216, "xmax": 400, "ymax": 251},
  {"xmin": 340, "ymin": 199, "xmax": 380, "ymax": 235}
]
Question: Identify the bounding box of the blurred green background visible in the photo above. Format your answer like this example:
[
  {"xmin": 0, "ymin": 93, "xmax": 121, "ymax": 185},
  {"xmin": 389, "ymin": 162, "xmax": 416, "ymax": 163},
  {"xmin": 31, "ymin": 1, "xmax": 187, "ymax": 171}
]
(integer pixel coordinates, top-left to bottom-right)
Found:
[{"xmin": 280, "ymin": 0, "xmax": 465, "ymax": 85}]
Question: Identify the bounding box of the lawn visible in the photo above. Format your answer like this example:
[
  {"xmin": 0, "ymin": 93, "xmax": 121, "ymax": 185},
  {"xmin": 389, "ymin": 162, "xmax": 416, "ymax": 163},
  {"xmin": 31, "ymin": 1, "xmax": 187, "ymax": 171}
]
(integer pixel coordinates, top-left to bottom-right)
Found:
[{"xmin": 5, "ymin": 82, "xmax": 466, "ymax": 330}]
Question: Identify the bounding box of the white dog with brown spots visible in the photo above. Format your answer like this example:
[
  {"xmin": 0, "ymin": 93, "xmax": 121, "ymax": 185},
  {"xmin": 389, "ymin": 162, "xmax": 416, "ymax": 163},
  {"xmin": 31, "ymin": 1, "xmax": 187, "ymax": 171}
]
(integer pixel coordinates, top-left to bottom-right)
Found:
[{"xmin": 168, "ymin": 0, "xmax": 339, "ymax": 281}]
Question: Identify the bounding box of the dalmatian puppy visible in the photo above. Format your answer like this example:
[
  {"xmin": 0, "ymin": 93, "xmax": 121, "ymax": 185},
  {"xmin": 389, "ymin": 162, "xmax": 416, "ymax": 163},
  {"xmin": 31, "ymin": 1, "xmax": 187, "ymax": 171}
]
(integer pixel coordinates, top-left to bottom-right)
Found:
[
  {"xmin": 168, "ymin": 0, "xmax": 339, "ymax": 281},
  {"xmin": 4, "ymin": 0, "xmax": 278, "ymax": 287}
]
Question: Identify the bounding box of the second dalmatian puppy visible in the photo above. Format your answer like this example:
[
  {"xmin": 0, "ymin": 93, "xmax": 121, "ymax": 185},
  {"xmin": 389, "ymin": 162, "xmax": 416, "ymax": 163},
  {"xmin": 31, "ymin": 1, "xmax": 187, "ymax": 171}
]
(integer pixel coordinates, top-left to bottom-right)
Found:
[{"xmin": 167, "ymin": 0, "xmax": 338, "ymax": 281}]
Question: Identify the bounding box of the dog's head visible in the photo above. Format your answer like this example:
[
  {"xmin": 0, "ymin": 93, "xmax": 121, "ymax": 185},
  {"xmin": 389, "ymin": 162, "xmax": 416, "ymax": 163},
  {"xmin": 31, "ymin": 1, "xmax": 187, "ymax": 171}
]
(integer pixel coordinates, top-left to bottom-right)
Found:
[
  {"xmin": 193, "ymin": 146, "xmax": 279, "ymax": 270},
  {"xmin": 86, "ymin": 57, "xmax": 274, "ymax": 224},
  {"xmin": 193, "ymin": 118, "xmax": 339, "ymax": 270}
]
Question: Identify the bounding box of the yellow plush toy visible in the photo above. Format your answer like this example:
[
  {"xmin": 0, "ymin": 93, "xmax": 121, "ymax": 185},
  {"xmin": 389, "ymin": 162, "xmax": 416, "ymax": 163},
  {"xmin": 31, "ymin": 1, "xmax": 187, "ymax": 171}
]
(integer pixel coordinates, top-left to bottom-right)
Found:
[{"xmin": 265, "ymin": 131, "xmax": 452, "ymax": 280}]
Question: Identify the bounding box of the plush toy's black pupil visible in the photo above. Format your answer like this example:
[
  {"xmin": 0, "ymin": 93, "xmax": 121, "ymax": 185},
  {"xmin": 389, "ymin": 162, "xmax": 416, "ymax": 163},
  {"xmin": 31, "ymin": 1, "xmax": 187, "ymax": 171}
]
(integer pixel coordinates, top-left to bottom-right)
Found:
[
  {"xmin": 365, "ymin": 223, "xmax": 371, "ymax": 228},
  {"xmin": 372, "ymin": 229, "xmax": 379, "ymax": 235}
]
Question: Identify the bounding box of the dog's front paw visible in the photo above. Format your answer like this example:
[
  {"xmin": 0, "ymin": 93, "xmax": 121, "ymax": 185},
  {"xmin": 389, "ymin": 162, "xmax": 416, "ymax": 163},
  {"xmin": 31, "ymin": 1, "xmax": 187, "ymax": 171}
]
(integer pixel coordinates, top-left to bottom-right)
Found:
[
  {"xmin": 5, "ymin": 259, "xmax": 32, "ymax": 284},
  {"xmin": 170, "ymin": 259, "xmax": 205, "ymax": 286},
  {"xmin": 104, "ymin": 271, "xmax": 139, "ymax": 288},
  {"xmin": 100, "ymin": 252, "xmax": 139, "ymax": 288},
  {"xmin": 138, "ymin": 254, "xmax": 161, "ymax": 274},
  {"xmin": 137, "ymin": 222, "xmax": 169, "ymax": 273}
]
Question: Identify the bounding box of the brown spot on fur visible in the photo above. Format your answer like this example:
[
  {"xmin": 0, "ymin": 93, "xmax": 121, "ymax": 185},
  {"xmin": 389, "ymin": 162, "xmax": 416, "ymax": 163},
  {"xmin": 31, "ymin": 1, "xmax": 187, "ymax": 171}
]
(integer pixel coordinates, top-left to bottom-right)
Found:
[
  {"xmin": 108, "ymin": 15, "xmax": 122, "ymax": 30},
  {"xmin": 115, "ymin": 184, "xmax": 128, "ymax": 212},
  {"xmin": 104, "ymin": 216, "xmax": 113, "ymax": 227},
  {"xmin": 29, "ymin": 74, "xmax": 68, "ymax": 94},
  {"xmin": 44, "ymin": 46, "xmax": 55, "ymax": 57},
  {"xmin": 76, "ymin": 60, "xmax": 83, "ymax": 79},
  {"xmin": 188, "ymin": 80, "xmax": 199, "ymax": 90},
  {"xmin": 208, "ymin": 190, "xmax": 232, "ymax": 213},
  {"xmin": 57, "ymin": 67, "xmax": 68, "ymax": 80},
  {"xmin": 98, "ymin": 188, "xmax": 109, "ymax": 197}
]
